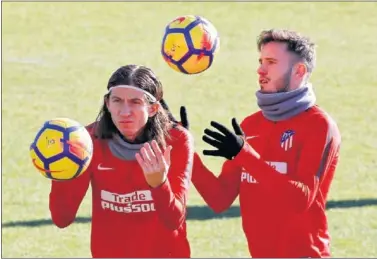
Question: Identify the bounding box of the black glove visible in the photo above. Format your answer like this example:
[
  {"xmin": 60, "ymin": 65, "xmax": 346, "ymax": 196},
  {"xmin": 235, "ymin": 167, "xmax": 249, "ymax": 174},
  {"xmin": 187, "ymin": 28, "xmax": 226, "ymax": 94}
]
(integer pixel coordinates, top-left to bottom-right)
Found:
[
  {"xmin": 179, "ymin": 106, "xmax": 189, "ymax": 130},
  {"xmin": 202, "ymin": 118, "xmax": 245, "ymax": 160},
  {"xmin": 160, "ymin": 98, "xmax": 189, "ymax": 130}
]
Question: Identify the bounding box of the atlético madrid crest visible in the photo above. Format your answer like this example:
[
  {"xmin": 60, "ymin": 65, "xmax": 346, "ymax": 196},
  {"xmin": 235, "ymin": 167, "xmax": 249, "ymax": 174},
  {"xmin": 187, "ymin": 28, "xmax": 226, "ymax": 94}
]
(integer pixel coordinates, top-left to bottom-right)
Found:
[{"xmin": 280, "ymin": 130, "xmax": 295, "ymax": 151}]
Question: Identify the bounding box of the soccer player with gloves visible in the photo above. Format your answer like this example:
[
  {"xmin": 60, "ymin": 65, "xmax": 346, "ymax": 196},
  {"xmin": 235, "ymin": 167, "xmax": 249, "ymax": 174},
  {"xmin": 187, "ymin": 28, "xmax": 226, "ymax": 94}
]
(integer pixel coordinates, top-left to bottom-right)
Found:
[
  {"xmin": 173, "ymin": 29, "xmax": 341, "ymax": 258},
  {"xmin": 49, "ymin": 65, "xmax": 193, "ymax": 258}
]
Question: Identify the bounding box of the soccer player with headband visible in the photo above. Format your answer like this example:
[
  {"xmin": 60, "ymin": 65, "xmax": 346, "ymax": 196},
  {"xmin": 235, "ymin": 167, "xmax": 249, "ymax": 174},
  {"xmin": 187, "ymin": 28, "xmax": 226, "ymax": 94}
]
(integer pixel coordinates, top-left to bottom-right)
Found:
[{"xmin": 49, "ymin": 64, "xmax": 194, "ymax": 258}]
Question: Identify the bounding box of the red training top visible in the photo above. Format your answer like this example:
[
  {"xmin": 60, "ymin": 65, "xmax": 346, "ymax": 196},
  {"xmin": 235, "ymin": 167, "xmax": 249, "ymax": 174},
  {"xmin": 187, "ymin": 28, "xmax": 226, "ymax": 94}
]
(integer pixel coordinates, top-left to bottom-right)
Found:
[
  {"xmin": 192, "ymin": 106, "xmax": 341, "ymax": 258},
  {"xmin": 49, "ymin": 124, "xmax": 194, "ymax": 258}
]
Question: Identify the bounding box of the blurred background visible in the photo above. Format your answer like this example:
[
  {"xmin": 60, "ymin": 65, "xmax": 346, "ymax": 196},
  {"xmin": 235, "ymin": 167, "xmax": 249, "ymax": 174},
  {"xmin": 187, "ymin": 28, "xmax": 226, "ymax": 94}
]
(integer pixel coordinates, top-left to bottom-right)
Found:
[{"xmin": 2, "ymin": 2, "xmax": 377, "ymax": 257}]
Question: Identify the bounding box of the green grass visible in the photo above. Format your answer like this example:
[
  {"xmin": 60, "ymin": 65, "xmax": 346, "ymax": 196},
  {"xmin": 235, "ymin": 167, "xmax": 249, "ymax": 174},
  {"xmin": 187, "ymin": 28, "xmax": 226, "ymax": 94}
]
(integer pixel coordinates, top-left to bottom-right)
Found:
[{"xmin": 2, "ymin": 2, "xmax": 377, "ymax": 258}]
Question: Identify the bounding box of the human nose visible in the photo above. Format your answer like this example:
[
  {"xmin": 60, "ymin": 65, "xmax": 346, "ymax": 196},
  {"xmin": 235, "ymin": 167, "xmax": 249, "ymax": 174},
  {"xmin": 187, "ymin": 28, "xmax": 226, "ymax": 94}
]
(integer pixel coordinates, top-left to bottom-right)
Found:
[
  {"xmin": 257, "ymin": 64, "xmax": 267, "ymax": 76},
  {"xmin": 119, "ymin": 104, "xmax": 132, "ymax": 116}
]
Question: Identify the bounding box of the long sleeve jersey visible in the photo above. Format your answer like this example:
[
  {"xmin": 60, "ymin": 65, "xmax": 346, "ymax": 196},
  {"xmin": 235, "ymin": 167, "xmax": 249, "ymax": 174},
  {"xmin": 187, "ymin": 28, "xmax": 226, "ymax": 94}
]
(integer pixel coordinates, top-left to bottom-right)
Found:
[
  {"xmin": 192, "ymin": 105, "xmax": 341, "ymax": 258},
  {"xmin": 49, "ymin": 124, "xmax": 194, "ymax": 258}
]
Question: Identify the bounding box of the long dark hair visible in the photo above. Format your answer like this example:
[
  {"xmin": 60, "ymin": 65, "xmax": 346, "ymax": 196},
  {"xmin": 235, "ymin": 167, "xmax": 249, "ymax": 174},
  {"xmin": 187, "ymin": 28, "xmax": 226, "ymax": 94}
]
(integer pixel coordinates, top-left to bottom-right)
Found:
[{"xmin": 94, "ymin": 65, "xmax": 172, "ymax": 148}]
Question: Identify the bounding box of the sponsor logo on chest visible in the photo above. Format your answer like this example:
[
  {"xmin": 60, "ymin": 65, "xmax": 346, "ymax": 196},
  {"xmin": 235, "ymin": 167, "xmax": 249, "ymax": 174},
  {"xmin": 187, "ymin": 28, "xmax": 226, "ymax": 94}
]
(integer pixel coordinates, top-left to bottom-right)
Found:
[
  {"xmin": 101, "ymin": 190, "xmax": 156, "ymax": 214},
  {"xmin": 241, "ymin": 161, "xmax": 287, "ymax": 184}
]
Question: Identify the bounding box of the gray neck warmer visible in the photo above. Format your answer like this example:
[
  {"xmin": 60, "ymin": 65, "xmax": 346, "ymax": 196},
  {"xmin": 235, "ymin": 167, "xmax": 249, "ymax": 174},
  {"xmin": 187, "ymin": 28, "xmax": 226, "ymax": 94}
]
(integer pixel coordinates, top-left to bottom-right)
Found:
[
  {"xmin": 255, "ymin": 83, "xmax": 316, "ymax": 122},
  {"xmin": 108, "ymin": 133, "xmax": 144, "ymax": 161}
]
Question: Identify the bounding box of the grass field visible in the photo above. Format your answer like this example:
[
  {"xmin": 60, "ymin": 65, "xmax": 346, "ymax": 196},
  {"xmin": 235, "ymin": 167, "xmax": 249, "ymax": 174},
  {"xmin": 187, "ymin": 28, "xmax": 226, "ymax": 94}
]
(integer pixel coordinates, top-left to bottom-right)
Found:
[{"xmin": 2, "ymin": 2, "xmax": 377, "ymax": 258}]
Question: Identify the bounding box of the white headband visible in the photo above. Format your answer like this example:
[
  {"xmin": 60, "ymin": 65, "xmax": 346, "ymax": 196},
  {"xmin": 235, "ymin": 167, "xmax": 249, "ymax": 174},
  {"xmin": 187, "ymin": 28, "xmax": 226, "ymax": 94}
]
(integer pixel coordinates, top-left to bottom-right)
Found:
[{"xmin": 108, "ymin": 85, "xmax": 157, "ymax": 102}]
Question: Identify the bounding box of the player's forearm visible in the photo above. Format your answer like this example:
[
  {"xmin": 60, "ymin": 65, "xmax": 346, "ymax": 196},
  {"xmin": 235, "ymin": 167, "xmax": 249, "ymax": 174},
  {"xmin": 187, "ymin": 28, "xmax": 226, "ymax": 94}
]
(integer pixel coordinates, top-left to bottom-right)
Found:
[
  {"xmin": 191, "ymin": 154, "xmax": 237, "ymax": 213},
  {"xmin": 49, "ymin": 184, "xmax": 79, "ymax": 228},
  {"xmin": 192, "ymin": 175, "xmax": 234, "ymax": 213},
  {"xmin": 150, "ymin": 180, "xmax": 186, "ymax": 230},
  {"xmin": 49, "ymin": 177, "xmax": 89, "ymax": 228}
]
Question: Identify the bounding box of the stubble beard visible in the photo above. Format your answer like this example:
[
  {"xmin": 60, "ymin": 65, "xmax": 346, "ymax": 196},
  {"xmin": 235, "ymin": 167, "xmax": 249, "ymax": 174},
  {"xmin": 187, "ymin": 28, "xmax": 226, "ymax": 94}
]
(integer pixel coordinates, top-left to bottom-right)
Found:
[{"xmin": 276, "ymin": 68, "xmax": 293, "ymax": 93}]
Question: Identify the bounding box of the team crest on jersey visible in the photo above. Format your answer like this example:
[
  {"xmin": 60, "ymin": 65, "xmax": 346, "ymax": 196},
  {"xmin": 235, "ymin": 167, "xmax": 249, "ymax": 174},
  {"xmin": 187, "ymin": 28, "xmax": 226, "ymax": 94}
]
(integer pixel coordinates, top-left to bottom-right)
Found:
[{"xmin": 280, "ymin": 130, "xmax": 295, "ymax": 151}]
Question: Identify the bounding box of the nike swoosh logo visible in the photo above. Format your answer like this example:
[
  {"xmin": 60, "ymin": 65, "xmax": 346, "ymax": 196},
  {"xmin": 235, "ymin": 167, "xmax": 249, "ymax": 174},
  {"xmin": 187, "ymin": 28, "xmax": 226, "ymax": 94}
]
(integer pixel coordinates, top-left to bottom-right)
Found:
[
  {"xmin": 32, "ymin": 159, "xmax": 63, "ymax": 173},
  {"xmin": 97, "ymin": 164, "xmax": 114, "ymax": 171},
  {"xmin": 245, "ymin": 136, "xmax": 259, "ymax": 140}
]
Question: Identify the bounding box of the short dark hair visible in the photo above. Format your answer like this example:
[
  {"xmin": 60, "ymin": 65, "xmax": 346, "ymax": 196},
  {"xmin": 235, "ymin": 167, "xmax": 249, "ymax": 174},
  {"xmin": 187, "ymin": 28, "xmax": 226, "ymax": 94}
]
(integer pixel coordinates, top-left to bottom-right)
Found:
[
  {"xmin": 94, "ymin": 65, "xmax": 172, "ymax": 148},
  {"xmin": 257, "ymin": 29, "xmax": 316, "ymax": 73}
]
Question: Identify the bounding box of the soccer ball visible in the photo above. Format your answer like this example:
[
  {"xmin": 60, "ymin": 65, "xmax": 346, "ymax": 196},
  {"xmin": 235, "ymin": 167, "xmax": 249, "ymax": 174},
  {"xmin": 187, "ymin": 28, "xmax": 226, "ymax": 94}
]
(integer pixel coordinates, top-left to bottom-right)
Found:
[
  {"xmin": 161, "ymin": 15, "xmax": 220, "ymax": 74},
  {"xmin": 29, "ymin": 118, "xmax": 93, "ymax": 181}
]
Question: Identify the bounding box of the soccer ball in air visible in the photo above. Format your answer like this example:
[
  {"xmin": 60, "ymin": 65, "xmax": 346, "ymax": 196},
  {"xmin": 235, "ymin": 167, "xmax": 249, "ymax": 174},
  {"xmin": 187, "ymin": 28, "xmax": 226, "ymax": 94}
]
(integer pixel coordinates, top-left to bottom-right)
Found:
[
  {"xmin": 29, "ymin": 118, "xmax": 93, "ymax": 181},
  {"xmin": 161, "ymin": 15, "xmax": 220, "ymax": 74}
]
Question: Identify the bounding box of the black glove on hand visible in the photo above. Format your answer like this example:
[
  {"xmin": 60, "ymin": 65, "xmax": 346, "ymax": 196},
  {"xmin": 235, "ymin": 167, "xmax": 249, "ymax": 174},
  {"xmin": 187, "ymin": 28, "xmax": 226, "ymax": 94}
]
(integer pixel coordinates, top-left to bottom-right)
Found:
[
  {"xmin": 202, "ymin": 118, "xmax": 245, "ymax": 160},
  {"xmin": 179, "ymin": 106, "xmax": 189, "ymax": 130},
  {"xmin": 160, "ymin": 98, "xmax": 189, "ymax": 130}
]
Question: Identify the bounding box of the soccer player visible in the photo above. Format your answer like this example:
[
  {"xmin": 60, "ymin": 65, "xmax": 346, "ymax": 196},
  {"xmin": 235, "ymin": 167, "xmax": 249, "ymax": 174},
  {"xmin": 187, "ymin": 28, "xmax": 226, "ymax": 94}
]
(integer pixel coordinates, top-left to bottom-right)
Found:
[
  {"xmin": 189, "ymin": 29, "xmax": 341, "ymax": 258},
  {"xmin": 49, "ymin": 65, "xmax": 194, "ymax": 258}
]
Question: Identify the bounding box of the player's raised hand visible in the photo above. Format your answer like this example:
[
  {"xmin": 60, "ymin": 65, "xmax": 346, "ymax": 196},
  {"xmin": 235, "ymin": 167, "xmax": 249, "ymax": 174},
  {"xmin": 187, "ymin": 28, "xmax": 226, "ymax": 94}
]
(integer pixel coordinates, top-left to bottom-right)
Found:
[
  {"xmin": 202, "ymin": 118, "xmax": 245, "ymax": 160},
  {"xmin": 135, "ymin": 140, "xmax": 172, "ymax": 188},
  {"xmin": 160, "ymin": 98, "xmax": 189, "ymax": 130},
  {"xmin": 179, "ymin": 106, "xmax": 189, "ymax": 130}
]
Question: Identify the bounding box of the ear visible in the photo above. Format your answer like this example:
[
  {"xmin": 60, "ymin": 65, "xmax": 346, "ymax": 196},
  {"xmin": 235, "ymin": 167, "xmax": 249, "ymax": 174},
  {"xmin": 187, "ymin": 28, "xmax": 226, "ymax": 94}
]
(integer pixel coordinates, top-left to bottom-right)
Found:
[
  {"xmin": 294, "ymin": 62, "xmax": 307, "ymax": 78},
  {"xmin": 148, "ymin": 103, "xmax": 160, "ymax": 117}
]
